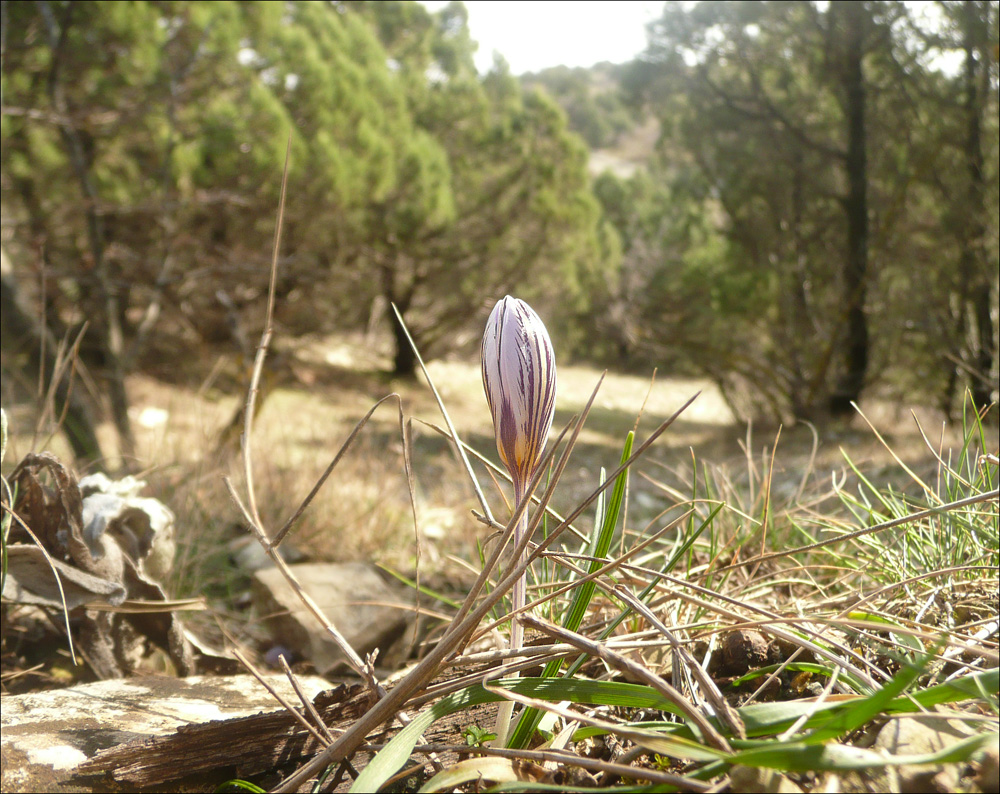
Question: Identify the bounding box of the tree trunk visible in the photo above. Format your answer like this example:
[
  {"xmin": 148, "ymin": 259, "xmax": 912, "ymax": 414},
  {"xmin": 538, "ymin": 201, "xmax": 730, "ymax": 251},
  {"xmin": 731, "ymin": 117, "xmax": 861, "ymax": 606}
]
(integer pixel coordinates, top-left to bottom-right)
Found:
[
  {"xmin": 1, "ymin": 270, "xmax": 104, "ymax": 463},
  {"xmin": 830, "ymin": 2, "xmax": 870, "ymax": 417},
  {"xmin": 972, "ymin": 285, "xmax": 995, "ymax": 413},
  {"xmin": 40, "ymin": 0, "xmax": 135, "ymax": 464},
  {"xmin": 960, "ymin": 0, "xmax": 994, "ymax": 414},
  {"xmin": 379, "ymin": 253, "xmax": 419, "ymax": 379},
  {"xmin": 390, "ymin": 308, "xmax": 418, "ymax": 378},
  {"xmin": 787, "ymin": 151, "xmax": 815, "ymax": 419}
]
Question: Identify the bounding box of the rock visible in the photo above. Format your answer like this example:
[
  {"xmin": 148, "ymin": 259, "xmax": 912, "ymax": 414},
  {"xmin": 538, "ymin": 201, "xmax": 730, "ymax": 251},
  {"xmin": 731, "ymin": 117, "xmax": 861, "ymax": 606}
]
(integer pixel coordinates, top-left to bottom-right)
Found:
[
  {"xmin": 228, "ymin": 535, "xmax": 304, "ymax": 572},
  {"xmin": 720, "ymin": 629, "xmax": 770, "ymax": 675},
  {"xmin": 729, "ymin": 765, "xmax": 802, "ymax": 793},
  {"xmin": 875, "ymin": 715, "xmax": 975, "ymax": 793},
  {"xmin": 0, "ymin": 673, "xmax": 332, "ymax": 793},
  {"xmin": 251, "ymin": 562, "xmax": 415, "ymax": 674},
  {"xmin": 975, "ymin": 732, "xmax": 999, "ymax": 793}
]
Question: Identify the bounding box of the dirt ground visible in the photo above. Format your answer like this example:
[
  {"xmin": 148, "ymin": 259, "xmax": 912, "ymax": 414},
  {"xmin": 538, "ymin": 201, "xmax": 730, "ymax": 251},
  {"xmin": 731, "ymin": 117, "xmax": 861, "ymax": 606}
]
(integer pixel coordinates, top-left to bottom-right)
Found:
[{"xmin": 2, "ymin": 332, "xmax": 982, "ymax": 587}]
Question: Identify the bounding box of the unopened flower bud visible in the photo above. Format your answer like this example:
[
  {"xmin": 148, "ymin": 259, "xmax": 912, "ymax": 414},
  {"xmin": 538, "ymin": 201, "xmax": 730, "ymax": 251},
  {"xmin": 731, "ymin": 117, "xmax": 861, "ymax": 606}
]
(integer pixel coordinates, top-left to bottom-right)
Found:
[{"xmin": 481, "ymin": 296, "xmax": 557, "ymax": 495}]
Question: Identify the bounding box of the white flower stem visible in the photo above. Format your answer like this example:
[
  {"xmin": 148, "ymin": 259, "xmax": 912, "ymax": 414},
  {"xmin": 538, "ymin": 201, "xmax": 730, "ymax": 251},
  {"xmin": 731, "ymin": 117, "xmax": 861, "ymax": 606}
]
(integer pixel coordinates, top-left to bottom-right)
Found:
[{"xmin": 493, "ymin": 480, "xmax": 528, "ymax": 747}]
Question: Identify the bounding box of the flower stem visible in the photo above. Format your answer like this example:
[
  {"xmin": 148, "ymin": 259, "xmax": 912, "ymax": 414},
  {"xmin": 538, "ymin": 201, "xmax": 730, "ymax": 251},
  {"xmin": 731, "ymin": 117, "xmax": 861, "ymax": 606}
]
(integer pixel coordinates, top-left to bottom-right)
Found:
[{"xmin": 493, "ymin": 480, "xmax": 528, "ymax": 747}]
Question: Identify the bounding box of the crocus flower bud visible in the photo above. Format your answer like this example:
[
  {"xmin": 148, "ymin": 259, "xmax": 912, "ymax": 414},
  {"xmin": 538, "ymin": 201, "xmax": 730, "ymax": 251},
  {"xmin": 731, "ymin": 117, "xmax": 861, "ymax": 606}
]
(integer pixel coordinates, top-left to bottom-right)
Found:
[{"xmin": 481, "ymin": 296, "xmax": 557, "ymax": 497}]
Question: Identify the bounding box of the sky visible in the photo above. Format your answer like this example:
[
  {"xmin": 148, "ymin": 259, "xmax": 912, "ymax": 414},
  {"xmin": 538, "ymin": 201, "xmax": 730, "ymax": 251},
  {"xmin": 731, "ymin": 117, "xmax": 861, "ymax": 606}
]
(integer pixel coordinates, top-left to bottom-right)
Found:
[{"xmin": 419, "ymin": 1, "xmax": 665, "ymax": 75}]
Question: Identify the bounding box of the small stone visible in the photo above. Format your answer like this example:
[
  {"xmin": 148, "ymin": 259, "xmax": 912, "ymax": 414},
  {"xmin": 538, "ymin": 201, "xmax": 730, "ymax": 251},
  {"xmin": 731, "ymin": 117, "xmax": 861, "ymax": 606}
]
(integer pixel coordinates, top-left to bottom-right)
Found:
[
  {"xmin": 874, "ymin": 715, "xmax": 974, "ymax": 793},
  {"xmin": 729, "ymin": 765, "xmax": 802, "ymax": 793},
  {"xmin": 229, "ymin": 536, "xmax": 303, "ymax": 572},
  {"xmin": 975, "ymin": 732, "xmax": 999, "ymax": 793},
  {"xmin": 251, "ymin": 562, "xmax": 415, "ymax": 674},
  {"xmin": 721, "ymin": 629, "xmax": 770, "ymax": 675}
]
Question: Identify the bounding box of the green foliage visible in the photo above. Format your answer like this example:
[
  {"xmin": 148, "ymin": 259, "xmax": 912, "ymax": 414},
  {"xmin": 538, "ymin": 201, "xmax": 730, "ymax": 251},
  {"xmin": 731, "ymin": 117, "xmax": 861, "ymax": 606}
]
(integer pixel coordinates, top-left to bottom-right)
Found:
[
  {"xmin": 2, "ymin": 0, "xmax": 995, "ymax": 424},
  {"xmin": 524, "ymin": 63, "xmax": 641, "ymax": 149},
  {"xmin": 586, "ymin": 0, "xmax": 999, "ymax": 419},
  {"xmin": 827, "ymin": 396, "xmax": 998, "ymax": 584},
  {"xmin": 461, "ymin": 723, "xmax": 496, "ymax": 747},
  {"xmin": 0, "ymin": 0, "xmax": 608, "ymax": 387},
  {"xmin": 509, "ymin": 432, "xmax": 634, "ymax": 748},
  {"xmin": 352, "ymin": 666, "xmax": 999, "ymax": 792}
]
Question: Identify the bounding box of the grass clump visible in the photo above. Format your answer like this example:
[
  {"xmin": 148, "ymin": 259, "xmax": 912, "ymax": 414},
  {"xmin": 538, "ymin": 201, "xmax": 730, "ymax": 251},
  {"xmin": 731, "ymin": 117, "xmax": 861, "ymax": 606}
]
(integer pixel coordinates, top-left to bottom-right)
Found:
[{"xmin": 257, "ymin": 351, "xmax": 996, "ymax": 793}]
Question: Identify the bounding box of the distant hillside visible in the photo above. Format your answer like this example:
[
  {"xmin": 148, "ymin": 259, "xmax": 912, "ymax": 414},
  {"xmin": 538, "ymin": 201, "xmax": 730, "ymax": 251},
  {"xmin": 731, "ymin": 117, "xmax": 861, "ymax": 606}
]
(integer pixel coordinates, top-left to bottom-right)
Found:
[{"xmin": 522, "ymin": 62, "xmax": 659, "ymax": 177}]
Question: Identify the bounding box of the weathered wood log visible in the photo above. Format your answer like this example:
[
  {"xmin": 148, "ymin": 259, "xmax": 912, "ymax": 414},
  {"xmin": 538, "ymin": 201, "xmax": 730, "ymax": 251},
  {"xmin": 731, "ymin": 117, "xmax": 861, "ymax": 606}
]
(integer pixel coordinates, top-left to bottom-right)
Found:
[{"xmin": 74, "ymin": 682, "xmax": 372, "ymax": 788}]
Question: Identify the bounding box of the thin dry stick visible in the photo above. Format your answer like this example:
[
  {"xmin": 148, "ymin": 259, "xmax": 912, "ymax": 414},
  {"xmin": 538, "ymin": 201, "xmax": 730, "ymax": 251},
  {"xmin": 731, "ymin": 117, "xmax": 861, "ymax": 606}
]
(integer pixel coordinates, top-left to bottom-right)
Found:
[
  {"xmin": 36, "ymin": 325, "xmax": 88, "ymax": 450},
  {"xmin": 399, "ymin": 744, "xmax": 713, "ymax": 791},
  {"xmin": 912, "ymin": 412, "xmax": 976, "ymax": 490},
  {"xmin": 239, "ymin": 135, "xmax": 291, "ymax": 533},
  {"xmin": 274, "ymin": 389, "xmax": 702, "ymax": 791},
  {"xmin": 84, "ymin": 597, "xmax": 205, "ymax": 613},
  {"xmin": 226, "ymin": 139, "xmax": 415, "ymax": 698},
  {"xmin": 278, "ymin": 654, "xmax": 337, "ymax": 744},
  {"xmin": 268, "ymin": 393, "xmax": 410, "ymax": 549},
  {"xmin": 853, "ymin": 403, "xmax": 938, "ymax": 501},
  {"xmin": 233, "ymin": 648, "xmax": 331, "ymax": 749},
  {"xmin": 792, "ymin": 420, "xmax": 821, "ymax": 504},
  {"xmin": 391, "ymin": 302, "xmax": 494, "ymax": 525},
  {"xmin": 744, "ymin": 425, "xmax": 780, "ymax": 583},
  {"xmin": 519, "ymin": 613, "xmax": 732, "ymax": 753},
  {"xmin": 37, "ymin": 260, "xmax": 47, "ymax": 407},
  {"xmin": 473, "ymin": 510, "xmax": 693, "ymax": 643},
  {"xmin": 415, "ymin": 416, "xmax": 589, "ymax": 544},
  {"xmin": 612, "ymin": 585, "xmax": 746, "ymax": 740},
  {"xmin": 225, "ymin": 481, "xmax": 377, "ymax": 692},
  {"xmin": 260, "ymin": 395, "xmax": 421, "ymax": 683}
]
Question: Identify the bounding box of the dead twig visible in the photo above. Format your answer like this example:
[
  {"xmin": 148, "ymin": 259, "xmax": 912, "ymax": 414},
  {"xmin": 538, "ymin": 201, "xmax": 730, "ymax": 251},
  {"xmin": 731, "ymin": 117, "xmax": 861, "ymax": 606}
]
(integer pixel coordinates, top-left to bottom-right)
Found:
[
  {"xmin": 232, "ymin": 648, "xmax": 331, "ymax": 750},
  {"xmin": 278, "ymin": 654, "xmax": 337, "ymax": 745},
  {"xmin": 519, "ymin": 614, "xmax": 732, "ymax": 753}
]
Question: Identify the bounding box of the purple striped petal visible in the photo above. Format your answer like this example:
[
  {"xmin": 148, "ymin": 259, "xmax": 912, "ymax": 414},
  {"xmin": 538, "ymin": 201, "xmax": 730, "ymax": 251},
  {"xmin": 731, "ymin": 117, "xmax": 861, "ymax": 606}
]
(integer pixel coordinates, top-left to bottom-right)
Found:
[{"xmin": 482, "ymin": 296, "xmax": 557, "ymax": 493}]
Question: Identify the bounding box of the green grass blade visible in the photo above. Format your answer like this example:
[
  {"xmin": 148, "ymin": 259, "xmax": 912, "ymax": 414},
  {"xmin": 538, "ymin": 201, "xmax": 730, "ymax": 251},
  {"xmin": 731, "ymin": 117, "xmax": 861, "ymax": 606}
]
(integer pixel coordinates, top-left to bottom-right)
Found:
[
  {"xmin": 726, "ymin": 667, "xmax": 999, "ymax": 739},
  {"xmin": 351, "ymin": 676, "xmax": 718, "ymax": 792},
  {"xmin": 799, "ymin": 650, "xmax": 932, "ymax": 743},
  {"xmin": 567, "ymin": 432, "xmax": 634, "ymax": 632},
  {"xmin": 844, "ymin": 611, "xmax": 925, "ymax": 655},
  {"xmin": 724, "ymin": 662, "xmax": 871, "ymax": 696},
  {"xmin": 215, "ymin": 781, "xmax": 266, "ymax": 793},
  {"xmin": 728, "ymin": 731, "xmax": 996, "ymax": 772},
  {"xmin": 376, "ymin": 563, "xmax": 461, "ymax": 609},
  {"xmin": 509, "ymin": 432, "xmax": 634, "ymax": 748}
]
